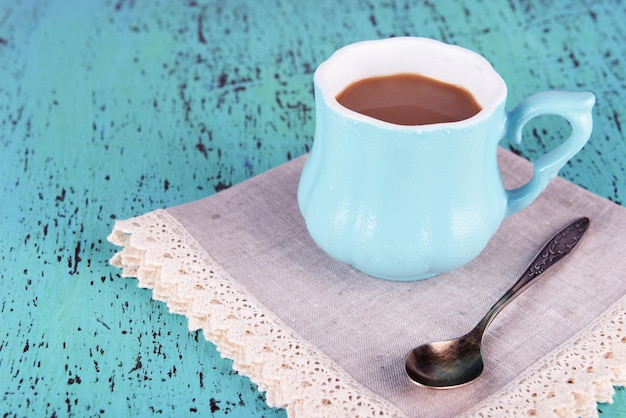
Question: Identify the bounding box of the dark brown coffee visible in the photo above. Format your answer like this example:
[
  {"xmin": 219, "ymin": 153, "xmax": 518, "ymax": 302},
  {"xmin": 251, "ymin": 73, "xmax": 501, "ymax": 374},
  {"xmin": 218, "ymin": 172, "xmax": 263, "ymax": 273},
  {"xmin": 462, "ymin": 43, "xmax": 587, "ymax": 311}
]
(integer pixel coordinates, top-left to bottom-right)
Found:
[{"xmin": 336, "ymin": 73, "xmax": 482, "ymax": 126}]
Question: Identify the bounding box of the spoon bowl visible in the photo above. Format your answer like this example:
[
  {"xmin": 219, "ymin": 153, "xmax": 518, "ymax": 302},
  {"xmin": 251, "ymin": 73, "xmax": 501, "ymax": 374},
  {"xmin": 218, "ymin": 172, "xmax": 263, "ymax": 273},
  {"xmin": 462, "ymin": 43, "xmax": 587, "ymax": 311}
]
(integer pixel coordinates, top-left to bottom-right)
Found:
[
  {"xmin": 405, "ymin": 335, "xmax": 484, "ymax": 388},
  {"xmin": 405, "ymin": 217, "xmax": 590, "ymax": 388}
]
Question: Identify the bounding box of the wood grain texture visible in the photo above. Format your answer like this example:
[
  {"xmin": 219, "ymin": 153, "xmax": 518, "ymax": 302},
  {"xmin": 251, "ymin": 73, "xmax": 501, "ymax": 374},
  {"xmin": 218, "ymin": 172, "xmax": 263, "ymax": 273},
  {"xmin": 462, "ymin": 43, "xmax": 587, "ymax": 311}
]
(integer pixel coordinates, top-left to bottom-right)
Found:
[{"xmin": 1, "ymin": 0, "xmax": 624, "ymax": 416}]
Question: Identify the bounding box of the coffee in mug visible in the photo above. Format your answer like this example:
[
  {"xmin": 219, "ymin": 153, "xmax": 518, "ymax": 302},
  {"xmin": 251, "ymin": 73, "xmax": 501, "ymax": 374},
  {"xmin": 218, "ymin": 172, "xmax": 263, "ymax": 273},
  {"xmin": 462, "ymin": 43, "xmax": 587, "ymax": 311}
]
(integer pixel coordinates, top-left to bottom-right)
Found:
[{"xmin": 336, "ymin": 73, "xmax": 482, "ymax": 126}]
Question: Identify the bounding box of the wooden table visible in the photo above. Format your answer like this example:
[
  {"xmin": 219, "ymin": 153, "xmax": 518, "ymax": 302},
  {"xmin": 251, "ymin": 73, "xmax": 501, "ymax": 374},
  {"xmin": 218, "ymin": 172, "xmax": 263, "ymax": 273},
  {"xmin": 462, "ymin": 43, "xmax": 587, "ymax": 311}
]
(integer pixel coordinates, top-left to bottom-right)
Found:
[{"xmin": 2, "ymin": 1, "xmax": 624, "ymax": 416}]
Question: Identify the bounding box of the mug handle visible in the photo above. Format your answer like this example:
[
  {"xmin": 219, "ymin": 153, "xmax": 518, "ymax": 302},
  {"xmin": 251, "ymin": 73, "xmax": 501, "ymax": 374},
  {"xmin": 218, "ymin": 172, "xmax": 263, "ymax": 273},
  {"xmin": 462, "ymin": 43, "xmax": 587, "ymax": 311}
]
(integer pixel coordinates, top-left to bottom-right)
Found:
[{"xmin": 504, "ymin": 91, "xmax": 595, "ymax": 217}]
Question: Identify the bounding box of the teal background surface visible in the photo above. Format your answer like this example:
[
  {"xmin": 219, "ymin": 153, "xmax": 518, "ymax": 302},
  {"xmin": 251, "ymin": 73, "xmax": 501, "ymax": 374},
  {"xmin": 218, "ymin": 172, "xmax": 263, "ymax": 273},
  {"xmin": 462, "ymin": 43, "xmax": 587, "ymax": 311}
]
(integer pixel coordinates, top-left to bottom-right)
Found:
[{"xmin": 1, "ymin": 0, "xmax": 624, "ymax": 416}]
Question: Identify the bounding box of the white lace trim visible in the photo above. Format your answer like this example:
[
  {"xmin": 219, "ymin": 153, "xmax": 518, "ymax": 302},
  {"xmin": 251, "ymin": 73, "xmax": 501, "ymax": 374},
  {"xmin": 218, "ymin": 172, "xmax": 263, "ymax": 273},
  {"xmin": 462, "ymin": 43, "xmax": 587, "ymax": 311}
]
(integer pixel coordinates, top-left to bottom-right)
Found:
[
  {"xmin": 108, "ymin": 209, "xmax": 406, "ymax": 418},
  {"xmin": 108, "ymin": 209, "xmax": 626, "ymax": 418},
  {"xmin": 464, "ymin": 298, "xmax": 626, "ymax": 417}
]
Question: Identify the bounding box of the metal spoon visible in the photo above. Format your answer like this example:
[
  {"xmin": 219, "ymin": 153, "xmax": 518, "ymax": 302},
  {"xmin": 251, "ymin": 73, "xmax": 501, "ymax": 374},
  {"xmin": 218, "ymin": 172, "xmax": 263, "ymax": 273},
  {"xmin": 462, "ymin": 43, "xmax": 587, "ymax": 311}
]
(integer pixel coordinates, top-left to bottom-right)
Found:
[{"xmin": 405, "ymin": 217, "xmax": 590, "ymax": 388}]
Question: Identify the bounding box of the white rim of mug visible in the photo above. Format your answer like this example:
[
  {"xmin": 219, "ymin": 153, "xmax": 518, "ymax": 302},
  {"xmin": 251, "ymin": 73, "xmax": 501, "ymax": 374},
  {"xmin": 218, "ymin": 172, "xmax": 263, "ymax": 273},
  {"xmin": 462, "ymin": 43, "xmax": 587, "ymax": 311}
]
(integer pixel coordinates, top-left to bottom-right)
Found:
[{"xmin": 315, "ymin": 37, "xmax": 508, "ymax": 131}]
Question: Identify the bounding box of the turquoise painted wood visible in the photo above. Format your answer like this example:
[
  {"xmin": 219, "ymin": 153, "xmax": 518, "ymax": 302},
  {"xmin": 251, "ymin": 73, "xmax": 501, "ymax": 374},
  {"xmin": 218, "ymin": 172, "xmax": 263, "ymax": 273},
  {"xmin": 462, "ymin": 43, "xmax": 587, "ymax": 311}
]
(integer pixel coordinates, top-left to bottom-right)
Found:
[{"xmin": 1, "ymin": 0, "xmax": 624, "ymax": 416}]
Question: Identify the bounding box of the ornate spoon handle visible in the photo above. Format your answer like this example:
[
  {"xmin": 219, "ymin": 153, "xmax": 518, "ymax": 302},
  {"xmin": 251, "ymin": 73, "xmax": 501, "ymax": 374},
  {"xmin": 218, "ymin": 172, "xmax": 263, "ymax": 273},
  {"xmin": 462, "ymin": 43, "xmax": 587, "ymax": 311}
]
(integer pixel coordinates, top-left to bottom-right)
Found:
[
  {"xmin": 512, "ymin": 217, "xmax": 589, "ymax": 292},
  {"xmin": 473, "ymin": 217, "xmax": 590, "ymax": 337}
]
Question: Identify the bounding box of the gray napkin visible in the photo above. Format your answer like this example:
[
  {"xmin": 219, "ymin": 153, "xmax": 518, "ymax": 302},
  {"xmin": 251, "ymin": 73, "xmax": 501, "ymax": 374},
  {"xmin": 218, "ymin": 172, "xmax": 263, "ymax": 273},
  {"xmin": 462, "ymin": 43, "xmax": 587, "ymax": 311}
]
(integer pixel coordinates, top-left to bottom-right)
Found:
[{"xmin": 119, "ymin": 148, "xmax": 626, "ymax": 417}]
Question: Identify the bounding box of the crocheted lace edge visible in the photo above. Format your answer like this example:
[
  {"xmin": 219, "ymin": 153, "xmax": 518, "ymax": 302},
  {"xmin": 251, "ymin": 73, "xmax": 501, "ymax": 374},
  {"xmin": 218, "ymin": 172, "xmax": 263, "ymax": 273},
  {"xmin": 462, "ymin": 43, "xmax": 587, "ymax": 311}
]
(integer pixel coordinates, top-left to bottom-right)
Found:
[{"xmin": 108, "ymin": 209, "xmax": 626, "ymax": 417}]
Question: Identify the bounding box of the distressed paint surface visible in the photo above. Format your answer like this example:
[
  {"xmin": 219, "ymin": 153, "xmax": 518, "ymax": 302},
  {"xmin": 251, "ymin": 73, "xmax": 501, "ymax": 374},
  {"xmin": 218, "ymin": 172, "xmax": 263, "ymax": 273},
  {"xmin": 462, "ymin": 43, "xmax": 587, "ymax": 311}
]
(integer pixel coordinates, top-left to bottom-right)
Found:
[{"xmin": 1, "ymin": 0, "xmax": 624, "ymax": 416}]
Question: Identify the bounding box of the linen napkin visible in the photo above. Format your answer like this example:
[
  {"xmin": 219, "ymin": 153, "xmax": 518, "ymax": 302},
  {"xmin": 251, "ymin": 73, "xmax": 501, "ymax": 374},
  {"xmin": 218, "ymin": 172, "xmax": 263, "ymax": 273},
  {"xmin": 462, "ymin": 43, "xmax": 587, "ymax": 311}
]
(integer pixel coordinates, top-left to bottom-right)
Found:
[{"xmin": 109, "ymin": 148, "xmax": 626, "ymax": 417}]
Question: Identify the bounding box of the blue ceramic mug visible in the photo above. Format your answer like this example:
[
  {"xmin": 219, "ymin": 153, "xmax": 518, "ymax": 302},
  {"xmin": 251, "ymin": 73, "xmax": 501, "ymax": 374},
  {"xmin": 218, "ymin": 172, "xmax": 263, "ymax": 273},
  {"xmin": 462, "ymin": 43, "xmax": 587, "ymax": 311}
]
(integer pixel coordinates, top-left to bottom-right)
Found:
[{"xmin": 298, "ymin": 37, "xmax": 595, "ymax": 281}]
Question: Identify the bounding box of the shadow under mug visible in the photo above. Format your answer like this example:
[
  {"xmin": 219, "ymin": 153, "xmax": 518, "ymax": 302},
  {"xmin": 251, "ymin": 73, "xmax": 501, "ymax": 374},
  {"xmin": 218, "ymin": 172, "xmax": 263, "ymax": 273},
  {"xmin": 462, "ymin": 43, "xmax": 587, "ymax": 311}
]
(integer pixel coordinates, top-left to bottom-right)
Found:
[{"xmin": 298, "ymin": 37, "xmax": 595, "ymax": 281}]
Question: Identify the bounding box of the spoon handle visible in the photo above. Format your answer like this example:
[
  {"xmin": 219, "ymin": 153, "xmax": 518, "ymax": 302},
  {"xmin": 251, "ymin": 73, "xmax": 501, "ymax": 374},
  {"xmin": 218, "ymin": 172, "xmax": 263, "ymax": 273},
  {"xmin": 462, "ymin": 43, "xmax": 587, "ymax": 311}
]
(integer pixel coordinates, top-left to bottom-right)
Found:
[{"xmin": 475, "ymin": 217, "xmax": 590, "ymax": 335}]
